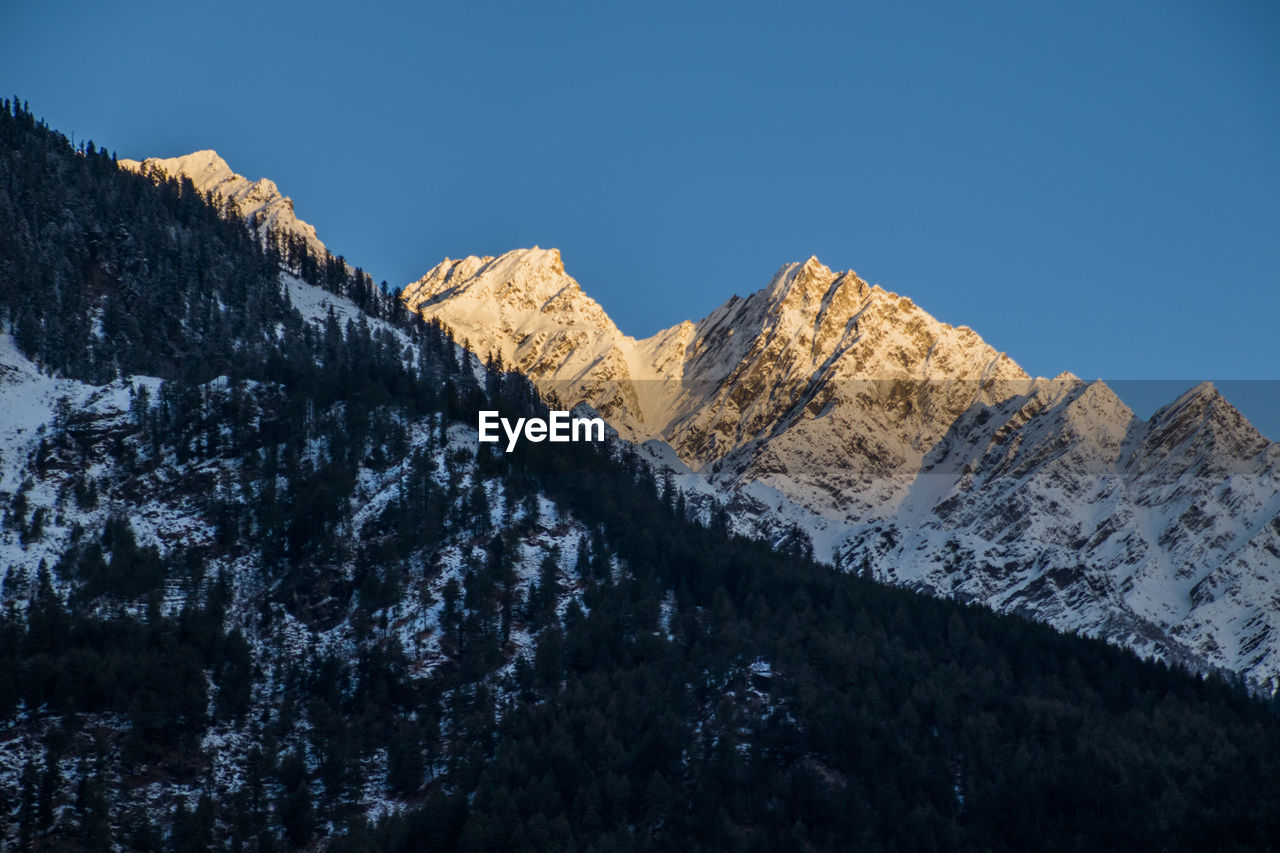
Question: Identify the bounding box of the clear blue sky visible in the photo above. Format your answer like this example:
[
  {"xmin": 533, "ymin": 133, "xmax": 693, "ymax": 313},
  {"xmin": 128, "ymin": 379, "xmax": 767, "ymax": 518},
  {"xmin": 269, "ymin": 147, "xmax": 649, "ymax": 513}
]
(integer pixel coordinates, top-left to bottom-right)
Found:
[{"xmin": 6, "ymin": 1, "xmax": 1279, "ymax": 431}]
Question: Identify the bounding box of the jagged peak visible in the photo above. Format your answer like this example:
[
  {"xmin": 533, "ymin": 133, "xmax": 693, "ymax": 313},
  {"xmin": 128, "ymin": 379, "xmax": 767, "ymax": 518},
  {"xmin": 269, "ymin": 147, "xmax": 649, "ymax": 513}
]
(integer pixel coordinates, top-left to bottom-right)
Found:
[
  {"xmin": 118, "ymin": 150, "xmax": 324, "ymax": 259},
  {"xmin": 1176, "ymin": 379, "xmax": 1220, "ymax": 404},
  {"xmin": 118, "ymin": 150, "xmax": 301, "ymax": 212},
  {"xmin": 1155, "ymin": 381, "xmax": 1226, "ymax": 423},
  {"xmin": 798, "ymin": 254, "xmax": 826, "ymax": 276},
  {"xmin": 417, "ymin": 247, "xmax": 564, "ymax": 281},
  {"xmin": 409, "ymin": 247, "xmax": 577, "ymax": 302},
  {"xmin": 483, "ymin": 246, "xmax": 567, "ymax": 280},
  {"xmin": 1066, "ymin": 378, "xmax": 1134, "ymax": 419},
  {"xmin": 403, "ymin": 247, "xmax": 621, "ymax": 338},
  {"xmin": 1155, "ymin": 381, "xmax": 1262, "ymax": 436},
  {"xmin": 120, "ymin": 149, "xmax": 237, "ymax": 193},
  {"xmin": 1076, "ymin": 378, "xmax": 1133, "ymax": 419},
  {"xmin": 765, "ymin": 256, "xmax": 837, "ymax": 307},
  {"xmin": 1147, "ymin": 380, "xmax": 1269, "ymax": 455}
]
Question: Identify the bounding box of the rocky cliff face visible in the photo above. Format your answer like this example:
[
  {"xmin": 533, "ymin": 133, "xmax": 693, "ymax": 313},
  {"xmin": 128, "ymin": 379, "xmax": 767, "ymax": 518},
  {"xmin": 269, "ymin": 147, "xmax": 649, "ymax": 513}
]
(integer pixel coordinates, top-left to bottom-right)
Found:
[{"xmin": 402, "ymin": 248, "xmax": 1280, "ymax": 691}]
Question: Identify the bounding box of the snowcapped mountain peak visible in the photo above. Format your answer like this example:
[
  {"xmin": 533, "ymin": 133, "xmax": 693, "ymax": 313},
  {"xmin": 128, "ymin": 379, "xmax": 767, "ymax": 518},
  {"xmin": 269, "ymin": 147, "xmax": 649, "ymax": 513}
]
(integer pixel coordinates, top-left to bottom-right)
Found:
[
  {"xmin": 1146, "ymin": 380, "xmax": 1268, "ymax": 461},
  {"xmin": 772, "ymin": 255, "xmax": 830, "ymax": 287},
  {"xmin": 761, "ymin": 256, "xmax": 852, "ymax": 315},
  {"xmin": 1153, "ymin": 382, "xmax": 1237, "ymax": 436},
  {"xmin": 1168, "ymin": 380, "xmax": 1221, "ymax": 410},
  {"xmin": 126, "ymin": 149, "xmax": 234, "ymax": 187},
  {"xmin": 401, "ymin": 248, "xmax": 1280, "ymax": 690},
  {"xmin": 118, "ymin": 149, "xmax": 325, "ymax": 260},
  {"xmin": 402, "ymin": 248, "xmax": 660, "ymax": 430},
  {"xmin": 444, "ymin": 246, "xmax": 567, "ymax": 285},
  {"xmin": 404, "ymin": 247, "xmax": 614, "ymax": 335}
]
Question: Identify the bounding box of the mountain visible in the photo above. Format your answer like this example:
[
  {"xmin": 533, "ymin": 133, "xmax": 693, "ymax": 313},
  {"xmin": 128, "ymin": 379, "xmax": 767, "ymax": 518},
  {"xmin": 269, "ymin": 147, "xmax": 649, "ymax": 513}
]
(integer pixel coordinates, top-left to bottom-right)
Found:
[
  {"xmin": 401, "ymin": 248, "xmax": 1280, "ymax": 692},
  {"xmin": 11, "ymin": 116, "xmax": 1278, "ymax": 849},
  {"xmin": 119, "ymin": 150, "xmax": 329, "ymax": 262}
]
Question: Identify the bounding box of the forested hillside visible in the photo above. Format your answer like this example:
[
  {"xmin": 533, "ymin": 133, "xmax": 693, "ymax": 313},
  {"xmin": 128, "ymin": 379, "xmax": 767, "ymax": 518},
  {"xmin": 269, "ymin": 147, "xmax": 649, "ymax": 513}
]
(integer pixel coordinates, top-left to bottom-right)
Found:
[{"xmin": 1, "ymin": 99, "xmax": 1278, "ymax": 851}]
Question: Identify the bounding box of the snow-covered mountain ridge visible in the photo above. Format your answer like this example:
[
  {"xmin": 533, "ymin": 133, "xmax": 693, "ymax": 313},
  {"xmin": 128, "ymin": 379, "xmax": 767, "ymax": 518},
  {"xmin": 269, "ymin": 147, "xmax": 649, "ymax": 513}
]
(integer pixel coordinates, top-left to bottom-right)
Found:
[
  {"xmin": 124, "ymin": 152, "xmax": 1280, "ymax": 692},
  {"xmin": 401, "ymin": 247, "xmax": 1280, "ymax": 691},
  {"xmin": 15, "ymin": 109, "xmax": 1280, "ymax": 849},
  {"xmin": 119, "ymin": 150, "xmax": 329, "ymax": 261}
]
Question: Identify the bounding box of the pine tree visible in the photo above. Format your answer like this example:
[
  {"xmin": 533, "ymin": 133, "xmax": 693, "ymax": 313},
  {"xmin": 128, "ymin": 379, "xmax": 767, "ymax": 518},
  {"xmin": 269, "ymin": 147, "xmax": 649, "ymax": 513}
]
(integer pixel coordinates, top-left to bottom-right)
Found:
[{"xmin": 276, "ymin": 750, "xmax": 313, "ymax": 849}]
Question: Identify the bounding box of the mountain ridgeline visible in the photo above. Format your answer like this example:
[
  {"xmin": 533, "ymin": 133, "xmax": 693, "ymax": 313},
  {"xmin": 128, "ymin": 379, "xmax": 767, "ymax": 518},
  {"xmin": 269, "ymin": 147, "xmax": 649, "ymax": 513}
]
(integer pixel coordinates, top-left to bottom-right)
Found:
[
  {"xmin": 1, "ymin": 100, "xmax": 1279, "ymax": 850},
  {"xmin": 398, "ymin": 248, "xmax": 1280, "ymax": 694}
]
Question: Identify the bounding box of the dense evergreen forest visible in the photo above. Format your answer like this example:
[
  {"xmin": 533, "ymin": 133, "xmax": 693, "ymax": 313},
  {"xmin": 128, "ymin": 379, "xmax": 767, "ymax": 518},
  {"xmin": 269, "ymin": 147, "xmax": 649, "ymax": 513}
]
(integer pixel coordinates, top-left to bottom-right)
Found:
[{"xmin": 1, "ymin": 99, "xmax": 1279, "ymax": 850}]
